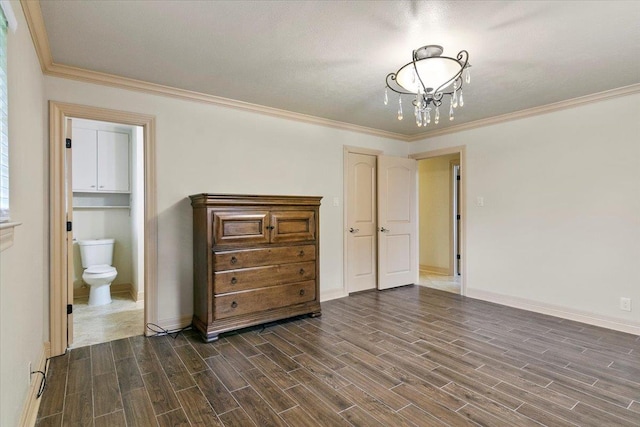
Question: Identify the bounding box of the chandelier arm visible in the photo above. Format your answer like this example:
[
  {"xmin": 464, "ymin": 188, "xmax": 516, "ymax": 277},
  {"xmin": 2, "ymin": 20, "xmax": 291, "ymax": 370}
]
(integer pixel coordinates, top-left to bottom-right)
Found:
[
  {"xmin": 433, "ymin": 50, "xmax": 470, "ymax": 96},
  {"xmin": 412, "ymin": 52, "xmax": 428, "ymax": 96},
  {"xmin": 385, "ymin": 73, "xmax": 416, "ymax": 96}
]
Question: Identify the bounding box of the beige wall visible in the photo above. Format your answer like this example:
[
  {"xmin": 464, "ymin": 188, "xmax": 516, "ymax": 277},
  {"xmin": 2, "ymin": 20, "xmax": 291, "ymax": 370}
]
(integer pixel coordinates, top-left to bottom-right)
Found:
[
  {"xmin": 410, "ymin": 93, "xmax": 640, "ymax": 332},
  {"xmin": 44, "ymin": 76, "xmax": 409, "ymax": 327},
  {"xmin": 418, "ymin": 153, "xmax": 459, "ymax": 272},
  {"xmin": 0, "ymin": 1, "xmax": 47, "ymax": 425}
]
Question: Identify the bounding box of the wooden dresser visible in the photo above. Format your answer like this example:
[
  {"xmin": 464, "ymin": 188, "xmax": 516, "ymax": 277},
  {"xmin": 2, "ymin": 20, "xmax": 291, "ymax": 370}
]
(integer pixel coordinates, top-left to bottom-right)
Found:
[{"xmin": 190, "ymin": 194, "xmax": 322, "ymax": 342}]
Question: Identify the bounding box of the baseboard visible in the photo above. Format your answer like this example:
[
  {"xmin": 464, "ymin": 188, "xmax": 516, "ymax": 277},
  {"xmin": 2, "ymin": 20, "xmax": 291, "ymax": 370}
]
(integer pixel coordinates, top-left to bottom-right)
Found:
[
  {"xmin": 149, "ymin": 315, "xmax": 193, "ymax": 336},
  {"xmin": 466, "ymin": 289, "xmax": 640, "ymax": 335},
  {"xmin": 130, "ymin": 288, "xmax": 144, "ymax": 303},
  {"xmin": 321, "ymin": 288, "xmax": 348, "ymax": 302},
  {"xmin": 19, "ymin": 341, "xmax": 50, "ymax": 427},
  {"xmin": 74, "ymin": 283, "xmax": 132, "ymax": 299},
  {"xmin": 135, "ymin": 291, "xmax": 144, "ymax": 303},
  {"xmin": 420, "ymin": 265, "xmax": 451, "ymax": 275}
]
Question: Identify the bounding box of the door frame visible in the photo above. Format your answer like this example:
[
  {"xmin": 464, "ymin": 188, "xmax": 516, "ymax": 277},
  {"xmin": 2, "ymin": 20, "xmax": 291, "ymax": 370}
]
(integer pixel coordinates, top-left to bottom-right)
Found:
[
  {"xmin": 410, "ymin": 146, "xmax": 467, "ymax": 296},
  {"xmin": 49, "ymin": 101, "xmax": 158, "ymax": 356},
  {"xmin": 342, "ymin": 145, "xmax": 382, "ymax": 296},
  {"xmin": 450, "ymin": 159, "xmax": 460, "ymax": 277}
]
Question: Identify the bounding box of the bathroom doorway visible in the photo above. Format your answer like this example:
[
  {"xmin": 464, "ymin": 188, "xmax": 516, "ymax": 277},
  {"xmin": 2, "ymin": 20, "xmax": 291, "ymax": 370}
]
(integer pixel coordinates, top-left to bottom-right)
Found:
[
  {"xmin": 49, "ymin": 102, "xmax": 158, "ymax": 357},
  {"xmin": 69, "ymin": 118, "xmax": 145, "ymax": 348}
]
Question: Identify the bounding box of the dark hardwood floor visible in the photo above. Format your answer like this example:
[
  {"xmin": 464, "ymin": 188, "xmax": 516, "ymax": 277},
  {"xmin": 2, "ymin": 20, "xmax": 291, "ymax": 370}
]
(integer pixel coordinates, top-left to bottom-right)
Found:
[{"xmin": 35, "ymin": 286, "xmax": 640, "ymax": 426}]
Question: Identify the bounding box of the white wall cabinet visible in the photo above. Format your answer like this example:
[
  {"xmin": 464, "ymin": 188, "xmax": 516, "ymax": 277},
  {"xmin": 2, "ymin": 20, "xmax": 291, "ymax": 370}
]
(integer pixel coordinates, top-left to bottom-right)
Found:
[{"xmin": 72, "ymin": 128, "xmax": 130, "ymax": 193}]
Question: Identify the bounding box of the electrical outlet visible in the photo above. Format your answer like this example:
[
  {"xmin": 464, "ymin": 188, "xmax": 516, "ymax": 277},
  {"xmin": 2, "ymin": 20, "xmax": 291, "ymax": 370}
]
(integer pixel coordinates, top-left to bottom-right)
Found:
[
  {"xmin": 28, "ymin": 362, "xmax": 32, "ymax": 385},
  {"xmin": 620, "ymin": 297, "xmax": 631, "ymax": 312}
]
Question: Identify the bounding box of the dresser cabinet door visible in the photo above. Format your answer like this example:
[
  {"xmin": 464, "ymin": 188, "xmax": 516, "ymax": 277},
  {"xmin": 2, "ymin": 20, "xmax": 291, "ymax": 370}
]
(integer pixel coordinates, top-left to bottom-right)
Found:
[
  {"xmin": 270, "ymin": 210, "xmax": 316, "ymax": 243},
  {"xmin": 213, "ymin": 211, "xmax": 270, "ymax": 246}
]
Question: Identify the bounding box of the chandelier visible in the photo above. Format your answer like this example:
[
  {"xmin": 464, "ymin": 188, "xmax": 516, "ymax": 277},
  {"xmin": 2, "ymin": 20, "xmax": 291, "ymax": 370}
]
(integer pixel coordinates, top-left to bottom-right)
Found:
[{"xmin": 384, "ymin": 45, "xmax": 470, "ymax": 127}]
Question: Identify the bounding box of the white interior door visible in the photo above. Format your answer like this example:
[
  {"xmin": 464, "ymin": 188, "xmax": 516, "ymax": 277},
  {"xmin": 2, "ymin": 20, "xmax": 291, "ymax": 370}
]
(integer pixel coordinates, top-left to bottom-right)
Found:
[
  {"xmin": 377, "ymin": 155, "xmax": 418, "ymax": 290},
  {"xmin": 66, "ymin": 118, "xmax": 74, "ymax": 346},
  {"xmin": 346, "ymin": 153, "xmax": 377, "ymax": 292}
]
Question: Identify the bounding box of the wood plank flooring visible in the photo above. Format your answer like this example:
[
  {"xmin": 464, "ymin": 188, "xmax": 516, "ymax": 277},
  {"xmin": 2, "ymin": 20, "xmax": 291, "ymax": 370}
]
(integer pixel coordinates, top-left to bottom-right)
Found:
[{"xmin": 36, "ymin": 286, "xmax": 640, "ymax": 426}]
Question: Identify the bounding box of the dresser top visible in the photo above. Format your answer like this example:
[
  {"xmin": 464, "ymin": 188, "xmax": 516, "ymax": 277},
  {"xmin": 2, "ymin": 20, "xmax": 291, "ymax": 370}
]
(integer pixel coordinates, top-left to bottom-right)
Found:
[{"xmin": 189, "ymin": 194, "xmax": 322, "ymax": 207}]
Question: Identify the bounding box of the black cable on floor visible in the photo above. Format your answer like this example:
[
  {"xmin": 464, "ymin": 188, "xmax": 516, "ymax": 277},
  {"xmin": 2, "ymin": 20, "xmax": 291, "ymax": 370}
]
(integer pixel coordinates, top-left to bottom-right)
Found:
[{"xmin": 145, "ymin": 322, "xmax": 192, "ymax": 339}]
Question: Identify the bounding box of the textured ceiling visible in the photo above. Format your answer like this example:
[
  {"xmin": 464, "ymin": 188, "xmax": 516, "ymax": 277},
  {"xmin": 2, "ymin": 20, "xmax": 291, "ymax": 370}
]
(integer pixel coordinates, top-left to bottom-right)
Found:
[{"xmin": 39, "ymin": 1, "xmax": 640, "ymax": 137}]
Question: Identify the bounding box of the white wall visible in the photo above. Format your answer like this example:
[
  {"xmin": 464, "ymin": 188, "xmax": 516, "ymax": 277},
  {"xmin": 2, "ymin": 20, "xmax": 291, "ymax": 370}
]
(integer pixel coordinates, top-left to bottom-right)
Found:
[
  {"xmin": 0, "ymin": 1, "xmax": 46, "ymax": 425},
  {"xmin": 45, "ymin": 76, "xmax": 409, "ymax": 325},
  {"xmin": 410, "ymin": 94, "xmax": 640, "ymax": 331},
  {"xmin": 418, "ymin": 154, "xmax": 459, "ymax": 272}
]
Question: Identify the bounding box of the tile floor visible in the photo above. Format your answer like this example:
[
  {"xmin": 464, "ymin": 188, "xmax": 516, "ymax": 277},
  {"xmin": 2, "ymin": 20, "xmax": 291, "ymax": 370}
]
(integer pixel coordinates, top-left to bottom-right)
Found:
[
  {"xmin": 418, "ymin": 271, "xmax": 461, "ymax": 294},
  {"xmin": 71, "ymin": 293, "xmax": 144, "ymax": 349}
]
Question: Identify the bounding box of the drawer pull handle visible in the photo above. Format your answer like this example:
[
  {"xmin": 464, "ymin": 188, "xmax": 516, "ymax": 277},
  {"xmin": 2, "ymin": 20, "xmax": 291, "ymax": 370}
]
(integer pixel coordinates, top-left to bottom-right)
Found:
[
  {"xmin": 299, "ymin": 289, "xmax": 305, "ymax": 296},
  {"xmin": 299, "ymin": 268, "xmax": 304, "ymax": 275},
  {"xmin": 231, "ymin": 301, "xmax": 238, "ymax": 308},
  {"xmin": 231, "ymin": 277, "xmax": 237, "ymax": 285},
  {"xmin": 230, "ymin": 256, "xmax": 237, "ymax": 264},
  {"xmin": 299, "ymin": 250, "xmax": 305, "ymax": 257}
]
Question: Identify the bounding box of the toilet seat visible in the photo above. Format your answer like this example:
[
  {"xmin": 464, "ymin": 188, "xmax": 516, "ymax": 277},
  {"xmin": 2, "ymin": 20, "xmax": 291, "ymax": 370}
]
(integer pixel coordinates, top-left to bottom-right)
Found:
[{"xmin": 85, "ymin": 264, "xmax": 116, "ymax": 274}]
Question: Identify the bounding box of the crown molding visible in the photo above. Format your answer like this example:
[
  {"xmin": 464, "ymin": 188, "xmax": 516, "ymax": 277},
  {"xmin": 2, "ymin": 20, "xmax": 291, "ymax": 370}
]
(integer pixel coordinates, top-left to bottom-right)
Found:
[
  {"xmin": 406, "ymin": 83, "xmax": 640, "ymax": 142},
  {"xmin": 20, "ymin": 0, "xmax": 52, "ymax": 71},
  {"xmin": 20, "ymin": 1, "xmax": 408, "ymax": 142},
  {"xmin": 21, "ymin": 0, "xmax": 640, "ymax": 145}
]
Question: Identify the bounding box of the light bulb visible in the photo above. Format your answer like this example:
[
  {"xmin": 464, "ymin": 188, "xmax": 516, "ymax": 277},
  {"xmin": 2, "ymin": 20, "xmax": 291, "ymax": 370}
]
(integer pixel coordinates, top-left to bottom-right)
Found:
[
  {"xmin": 384, "ymin": 87, "xmax": 388, "ymax": 106},
  {"xmin": 426, "ymin": 108, "xmax": 431, "ymax": 124}
]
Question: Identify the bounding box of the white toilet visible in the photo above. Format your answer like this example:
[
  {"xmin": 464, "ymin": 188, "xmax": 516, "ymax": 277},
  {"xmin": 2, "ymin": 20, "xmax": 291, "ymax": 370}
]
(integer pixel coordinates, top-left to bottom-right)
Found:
[{"xmin": 78, "ymin": 239, "xmax": 118, "ymax": 306}]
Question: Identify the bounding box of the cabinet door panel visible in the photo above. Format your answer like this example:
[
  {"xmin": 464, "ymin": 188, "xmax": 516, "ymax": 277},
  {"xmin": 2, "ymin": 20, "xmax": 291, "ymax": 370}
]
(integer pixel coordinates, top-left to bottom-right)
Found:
[
  {"xmin": 72, "ymin": 128, "xmax": 98, "ymax": 191},
  {"xmin": 270, "ymin": 210, "xmax": 316, "ymax": 243},
  {"xmin": 213, "ymin": 211, "xmax": 270, "ymax": 247},
  {"xmin": 97, "ymin": 130, "xmax": 130, "ymax": 192}
]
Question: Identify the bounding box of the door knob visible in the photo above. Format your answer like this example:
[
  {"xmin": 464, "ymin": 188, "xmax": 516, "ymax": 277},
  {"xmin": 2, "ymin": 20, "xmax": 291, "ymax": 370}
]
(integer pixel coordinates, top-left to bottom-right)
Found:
[
  {"xmin": 379, "ymin": 227, "xmax": 389, "ymax": 233},
  {"xmin": 349, "ymin": 228, "xmax": 359, "ymax": 233}
]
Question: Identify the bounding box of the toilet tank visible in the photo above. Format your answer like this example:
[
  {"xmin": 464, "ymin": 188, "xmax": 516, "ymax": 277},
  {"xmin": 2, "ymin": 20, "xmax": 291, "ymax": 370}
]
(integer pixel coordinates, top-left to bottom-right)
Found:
[{"xmin": 78, "ymin": 239, "xmax": 115, "ymax": 268}]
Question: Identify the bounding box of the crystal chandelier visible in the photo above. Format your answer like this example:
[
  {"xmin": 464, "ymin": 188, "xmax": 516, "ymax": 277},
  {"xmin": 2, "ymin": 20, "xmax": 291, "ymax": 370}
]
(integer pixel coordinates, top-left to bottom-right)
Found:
[{"xmin": 384, "ymin": 45, "xmax": 470, "ymax": 127}]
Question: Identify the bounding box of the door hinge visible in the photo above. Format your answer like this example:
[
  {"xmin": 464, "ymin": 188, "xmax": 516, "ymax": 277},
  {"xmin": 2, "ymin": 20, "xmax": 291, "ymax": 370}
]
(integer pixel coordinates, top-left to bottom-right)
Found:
[
  {"xmin": 66, "ymin": 221, "xmax": 72, "ymax": 232},
  {"xmin": 456, "ymin": 214, "xmax": 461, "ymax": 220},
  {"xmin": 67, "ymin": 304, "xmax": 73, "ymax": 315},
  {"xmin": 456, "ymin": 175, "xmax": 460, "ymax": 181},
  {"xmin": 457, "ymin": 254, "xmax": 461, "ymax": 260},
  {"xmin": 65, "ymin": 138, "xmax": 72, "ymax": 149}
]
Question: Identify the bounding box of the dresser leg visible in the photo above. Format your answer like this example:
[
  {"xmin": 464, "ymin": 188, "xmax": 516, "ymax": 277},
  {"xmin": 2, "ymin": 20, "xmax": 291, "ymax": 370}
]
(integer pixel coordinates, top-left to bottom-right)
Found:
[
  {"xmin": 309, "ymin": 311, "xmax": 322, "ymax": 318},
  {"xmin": 203, "ymin": 333, "xmax": 219, "ymax": 343}
]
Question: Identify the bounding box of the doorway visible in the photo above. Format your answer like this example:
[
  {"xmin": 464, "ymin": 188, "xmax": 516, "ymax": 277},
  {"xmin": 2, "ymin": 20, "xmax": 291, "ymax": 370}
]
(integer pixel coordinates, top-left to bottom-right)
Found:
[
  {"xmin": 69, "ymin": 118, "xmax": 144, "ymax": 348},
  {"xmin": 343, "ymin": 147, "xmax": 418, "ymax": 294},
  {"xmin": 49, "ymin": 102, "xmax": 158, "ymax": 357},
  {"xmin": 411, "ymin": 147, "xmax": 466, "ymax": 295}
]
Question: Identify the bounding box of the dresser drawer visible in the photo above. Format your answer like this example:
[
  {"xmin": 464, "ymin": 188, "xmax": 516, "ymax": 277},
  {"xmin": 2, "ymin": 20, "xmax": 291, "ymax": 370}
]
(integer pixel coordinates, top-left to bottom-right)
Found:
[
  {"xmin": 214, "ymin": 281, "xmax": 316, "ymax": 319},
  {"xmin": 214, "ymin": 245, "xmax": 316, "ymax": 271},
  {"xmin": 214, "ymin": 261, "xmax": 315, "ymax": 294}
]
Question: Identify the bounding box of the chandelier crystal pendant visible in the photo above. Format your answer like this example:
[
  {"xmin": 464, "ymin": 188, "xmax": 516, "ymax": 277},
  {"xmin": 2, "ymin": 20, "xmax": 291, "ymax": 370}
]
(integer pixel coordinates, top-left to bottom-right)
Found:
[{"xmin": 385, "ymin": 45, "xmax": 470, "ymax": 127}]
